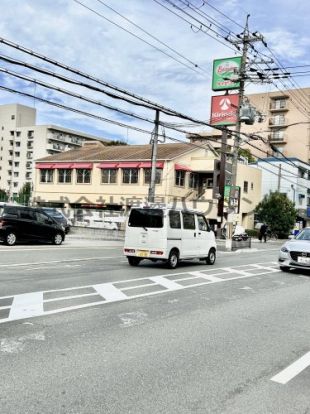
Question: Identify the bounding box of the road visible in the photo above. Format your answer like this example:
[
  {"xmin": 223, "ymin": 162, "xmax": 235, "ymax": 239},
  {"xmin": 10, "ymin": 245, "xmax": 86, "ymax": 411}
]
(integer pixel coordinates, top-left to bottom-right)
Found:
[{"xmin": 0, "ymin": 237, "xmax": 310, "ymax": 414}]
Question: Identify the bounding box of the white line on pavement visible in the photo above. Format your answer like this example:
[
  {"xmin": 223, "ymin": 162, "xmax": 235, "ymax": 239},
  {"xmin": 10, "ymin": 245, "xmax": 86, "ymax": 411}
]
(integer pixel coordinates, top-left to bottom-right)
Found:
[
  {"xmin": 0, "ymin": 262, "xmax": 280, "ymax": 324},
  {"xmin": 9, "ymin": 292, "xmax": 44, "ymax": 320},
  {"xmin": 0, "ymin": 256, "xmax": 121, "ymax": 268},
  {"xmin": 271, "ymin": 351, "xmax": 310, "ymax": 384}
]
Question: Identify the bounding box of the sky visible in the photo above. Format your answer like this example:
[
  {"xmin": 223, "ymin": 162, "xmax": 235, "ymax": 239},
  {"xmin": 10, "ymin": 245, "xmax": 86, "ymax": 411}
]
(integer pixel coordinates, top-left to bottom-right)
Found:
[{"xmin": 0, "ymin": 0, "xmax": 309, "ymax": 144}]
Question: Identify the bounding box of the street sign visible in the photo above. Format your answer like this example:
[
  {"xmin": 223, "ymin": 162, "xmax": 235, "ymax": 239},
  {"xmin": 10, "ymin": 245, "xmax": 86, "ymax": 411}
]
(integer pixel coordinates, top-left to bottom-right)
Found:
[
  {"xmin": 224, "ymin": 185, "xmax": 240, "ymax": 213},
  {"xmin": 212, "ymin": 56, "xmax": 241, "ymax": 91},
  {"xmin": 210, "ymin": 94, "xmax": 239, "ymax": 126}
]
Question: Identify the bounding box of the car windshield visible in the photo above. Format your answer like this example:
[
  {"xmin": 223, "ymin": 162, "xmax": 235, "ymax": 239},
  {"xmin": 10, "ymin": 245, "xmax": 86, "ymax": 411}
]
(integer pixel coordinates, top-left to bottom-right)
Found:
[
  {"xmin": 295, "ymin": 228, "xmax": 310, "ymax": 241},
  {"xmin": 44, "ymin": 208, "xmax": 63, "ymax": 218},
  {"xmin": 128, "ymin": 208, "xmax": 163, "ymax": 228}
]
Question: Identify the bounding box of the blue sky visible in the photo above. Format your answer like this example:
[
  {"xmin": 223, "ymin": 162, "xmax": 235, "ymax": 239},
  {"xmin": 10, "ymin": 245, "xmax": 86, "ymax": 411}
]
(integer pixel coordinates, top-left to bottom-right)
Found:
[{"xmin": 0, "ymin": 0, "xmax": 309, "ymax": 144}]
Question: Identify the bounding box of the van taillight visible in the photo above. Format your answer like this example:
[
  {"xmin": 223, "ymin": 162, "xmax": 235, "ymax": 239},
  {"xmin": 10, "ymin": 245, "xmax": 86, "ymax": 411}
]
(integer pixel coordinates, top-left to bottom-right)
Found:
[{"xmin": 150, "ymin": 250, "xmax": 163, "ymax": 255}]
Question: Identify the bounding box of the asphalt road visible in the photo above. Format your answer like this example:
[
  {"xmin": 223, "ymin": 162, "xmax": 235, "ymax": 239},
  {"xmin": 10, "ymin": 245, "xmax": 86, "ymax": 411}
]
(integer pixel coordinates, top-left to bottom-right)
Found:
[{"xmin": 0, "ymin": 237, "xmax": 310, "ymax": 414}]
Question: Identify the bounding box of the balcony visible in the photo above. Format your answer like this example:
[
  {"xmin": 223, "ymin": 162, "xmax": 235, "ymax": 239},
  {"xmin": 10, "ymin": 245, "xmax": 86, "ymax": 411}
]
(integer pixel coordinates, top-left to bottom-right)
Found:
[
  {"xmin": 269, "ymin": 100, "xmax": 289, "ymax": 112},
  {"xmin": 47, "ymin": 133, "xmax": 83, "ymax": 146},
  {"xmin": 268, "ymin": 133, "xmax": 287, "ymax": 144},
  {"xmin": 268, "ymin": 117, "xmax": 287, "ymax": 128}
]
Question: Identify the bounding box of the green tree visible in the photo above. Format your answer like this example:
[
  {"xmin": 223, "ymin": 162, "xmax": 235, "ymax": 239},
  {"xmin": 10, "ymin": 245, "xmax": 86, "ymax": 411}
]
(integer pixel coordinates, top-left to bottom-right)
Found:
[
  {"xmin": 18, "ymin": 182, "xmax": 32, "ymax": 205},
  {"xmin": 255, "ymin": 192, "xmax": 297, "ymax": 238},
  {"xmin": 0, "ymin": 188, "xmax": 8, "ymax": 202},
  {"xmin": 238, "ymin": 148, "xmax": 256, "ymax": 163}
]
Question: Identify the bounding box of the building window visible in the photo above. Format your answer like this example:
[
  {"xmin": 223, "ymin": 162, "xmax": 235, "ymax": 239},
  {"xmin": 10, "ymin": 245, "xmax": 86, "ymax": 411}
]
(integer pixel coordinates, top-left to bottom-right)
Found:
[
  {"xmin": 101, "ymin": 169, "xmax": 117, "ymax": 184},
  {"xmin": 15, "ymin": 142, "xmax": 21, "ymax": 147},
  {"xmin": 123, "ymin": 168, "xmax": 138, "ymax": 184},
  {"xmin": 243, "ymin": 181, "xmax": 248, "ymax": 193},
  {"xmin": 40, "ymin": 169, "xmax": 54, "ymax": 183},
  {"xmin": 11, "ymin": 115, "xmax": 15, "ymax": 120},
  {"xmin": 16, "ymin": 131, "xmax": 21, "ymax": 137},
  {"xmin": 189, "ymin": 173, "xmax": 198, "ymax": 188},
  {"xmin": 76, "ymin": 168, "xmax": 91, "ymax": 184},
  {"xmin": 144, "ymin": 168, "xmax": 162, "ymax": 184},
  {"xmin": 271, "ymin": 98, "xmax": 287, "ymax": 110},
  {"xmin": 14, "ymin": 162, "xmax": 19, "ymax": 168},
  {"xmin": 10, "ymin": 131, "xmax": 14, "ymax": 136},
  {"xmin": 251, "ymin": 182, "xmax": 254, "ymax": 190},
  {"xmin": 14, "ymin": 172, "xmax": 19, "ymax": 177},
  {"xmin": 15, "ymin": 152, "xmax": 20, "ymax": 157},
  {"xmin": 175, "ymin": 170, "xmax": 185, "ymax": 186},
  {"xmin": 58, "ymin": 169, "xmax": 72, "ymax": 183}
]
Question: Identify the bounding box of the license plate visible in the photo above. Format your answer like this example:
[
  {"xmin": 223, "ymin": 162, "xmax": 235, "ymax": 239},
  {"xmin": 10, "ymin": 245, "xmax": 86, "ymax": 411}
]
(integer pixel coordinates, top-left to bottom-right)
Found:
[
  {"xmin": 137, "ymin": 250, "xmax": 149, "ymax": 257},
  {"xmin": 297, "ymin": 256, "xmax": 310, "ymax": 264}
]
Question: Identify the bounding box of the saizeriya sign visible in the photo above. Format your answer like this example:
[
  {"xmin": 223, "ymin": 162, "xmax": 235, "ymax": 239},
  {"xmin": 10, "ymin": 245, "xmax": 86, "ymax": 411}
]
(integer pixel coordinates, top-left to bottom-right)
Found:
[{"xmin": 212, "ymin": 57, "xmax": 241, "ymax": 91}]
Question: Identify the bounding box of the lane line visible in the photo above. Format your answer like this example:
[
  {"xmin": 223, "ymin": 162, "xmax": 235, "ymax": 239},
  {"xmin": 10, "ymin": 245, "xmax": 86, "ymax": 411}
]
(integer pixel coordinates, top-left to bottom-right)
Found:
[
  {"xmin": 271, "ymin": 351, "xmax": 310, "ymax": 384},
  {"xmin": 0, "ymin": 256, "xmax": 121, "ymax": 268},
  {"xmin": 93, "ymin": 283, "xmax": 128, "ymax": 301},
  {"xmin": 9, "ymin": 292, "xmax": 43, "ymax": 320},
  {"xmin": 0, "ymin": 262, "xmax": 280, "ymax": 324},
  {"xmin": 188, "ymin": 271, "xmax": 223, "ymax": 282}
]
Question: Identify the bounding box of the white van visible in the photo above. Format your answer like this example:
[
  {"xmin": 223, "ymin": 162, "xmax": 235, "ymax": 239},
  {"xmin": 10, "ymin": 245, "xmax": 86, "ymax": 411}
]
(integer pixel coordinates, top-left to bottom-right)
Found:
[{"xmin": 123, "ymin": 206, "xmax": 216, "ymax": 268}]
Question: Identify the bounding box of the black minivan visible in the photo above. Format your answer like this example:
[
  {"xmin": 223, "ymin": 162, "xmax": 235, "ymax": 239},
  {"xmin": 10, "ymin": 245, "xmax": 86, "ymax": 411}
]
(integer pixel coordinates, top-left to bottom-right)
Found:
[{"xmin": 0, "ymin": 204, "xmax": 65, "ymax": 246}]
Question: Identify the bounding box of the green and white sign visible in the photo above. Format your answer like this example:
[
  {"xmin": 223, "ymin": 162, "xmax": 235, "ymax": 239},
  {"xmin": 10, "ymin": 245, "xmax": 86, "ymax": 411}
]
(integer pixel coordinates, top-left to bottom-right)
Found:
[{"xmin": 212, "ymin": 56, "xmax": 241, "ymax": 91}]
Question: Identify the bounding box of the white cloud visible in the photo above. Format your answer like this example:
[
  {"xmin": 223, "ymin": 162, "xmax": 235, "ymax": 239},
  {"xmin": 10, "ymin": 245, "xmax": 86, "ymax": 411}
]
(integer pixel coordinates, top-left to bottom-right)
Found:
[{"xmin": 0, "ymin": 0, "xmax": 309, "ymax": 144}]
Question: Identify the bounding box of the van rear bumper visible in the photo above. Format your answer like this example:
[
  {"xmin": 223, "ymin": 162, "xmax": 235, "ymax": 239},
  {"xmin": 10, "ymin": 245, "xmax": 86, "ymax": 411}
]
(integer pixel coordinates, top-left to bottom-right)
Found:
[{"xmin": 124, "ymin": 247, "xmax": 168, "ymax": 259}]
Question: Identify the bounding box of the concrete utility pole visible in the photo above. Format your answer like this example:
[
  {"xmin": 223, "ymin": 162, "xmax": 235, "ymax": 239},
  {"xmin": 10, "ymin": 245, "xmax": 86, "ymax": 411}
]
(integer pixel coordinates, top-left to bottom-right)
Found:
[
  {"xmin": 148, "ymin": 109, "xmax": 160, "ymax": 203},
  {"xmin": 228, "ymin": 15, "xmax": 265, "ymax": 218},
  {"xmin": 277, "ymin": 164, "xmax": 282, "ymax": 191},
  {"xmin": 217, "ymin": 128, "xmax": 228, "ymax": 228}
]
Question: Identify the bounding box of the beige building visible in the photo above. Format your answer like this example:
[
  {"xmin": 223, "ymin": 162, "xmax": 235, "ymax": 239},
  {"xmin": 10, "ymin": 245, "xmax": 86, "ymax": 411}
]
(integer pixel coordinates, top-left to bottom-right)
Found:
[
  {"xmin": 0, "ymin": 103, "xmax": 108, "ymax": 198},
  {"xmin": 33, "ymin": 141, "xmax": 261, "ymax": 229},
  {"xmin": 191, "ymin": 87, "xmax": 310, "ymax": 164}
]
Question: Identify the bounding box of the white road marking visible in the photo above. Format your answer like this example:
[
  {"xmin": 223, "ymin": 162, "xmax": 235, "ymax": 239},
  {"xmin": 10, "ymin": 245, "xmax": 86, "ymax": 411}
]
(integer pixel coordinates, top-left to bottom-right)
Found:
[
  {"xmin": 9, "ymin": 292, "xmax": 44, "ymax": 320},
  {"xmin": 271, "ymin": 351, "xmax": 310, "ymax": 384},
  {"xmin": 93, "ymin": 283, "xmax": 128, "ymax": 301},
  {"xmin": 149, "ymin": 275, "xmax": 183, "ymax": 290},
  {"xmin": 188, "ymin": 271, "xmax": 223, "ymax": 282},
  {"xmin": 0, "ymin": 256, "xmax": 120, "ymax": 268},
  {"xmin": 0, "ymin": 261, "xmax": 279, "ymax": 324}
]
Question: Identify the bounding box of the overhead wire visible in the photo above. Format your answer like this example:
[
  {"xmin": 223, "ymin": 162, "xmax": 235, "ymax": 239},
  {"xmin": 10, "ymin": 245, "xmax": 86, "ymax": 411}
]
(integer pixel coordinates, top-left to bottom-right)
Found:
[{"xmin": 72, "ymin": 0, "xmax": 207, "ymax": 78}]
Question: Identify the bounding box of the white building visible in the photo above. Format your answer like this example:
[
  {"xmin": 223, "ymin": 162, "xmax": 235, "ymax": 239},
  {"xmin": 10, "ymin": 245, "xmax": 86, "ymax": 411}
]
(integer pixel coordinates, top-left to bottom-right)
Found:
[
  {"xmin": 255, "ymin": 157, "xmax": 310, "ymax": 225},
  {"xmin": 0, "ymin": 103, "xmax": 108, "ymax": 198}
]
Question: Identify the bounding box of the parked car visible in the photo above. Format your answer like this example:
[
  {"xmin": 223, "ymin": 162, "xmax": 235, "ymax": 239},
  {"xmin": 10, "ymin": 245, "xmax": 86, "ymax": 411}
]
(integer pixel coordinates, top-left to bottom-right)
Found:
[
  {"xmin": 124, "ymin": 206, "xmax": 216, "ymax": 268},
  {"xmin": 41, "ymin": 207, "xmax": 71, "ymax": 234},
  {"xmin": 0, "ymin": 205, "xmax": 65, "ymax": 246},
  {"xmin": 278, "ymin": 227, "xmax": 310, "ymax": 271}
]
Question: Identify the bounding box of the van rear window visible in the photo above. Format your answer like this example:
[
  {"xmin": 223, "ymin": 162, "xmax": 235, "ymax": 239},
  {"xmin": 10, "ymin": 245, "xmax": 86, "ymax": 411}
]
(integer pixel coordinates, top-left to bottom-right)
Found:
[{"xmin": 128, "ymin": 208, "xmax": 163, "ymax": 228}]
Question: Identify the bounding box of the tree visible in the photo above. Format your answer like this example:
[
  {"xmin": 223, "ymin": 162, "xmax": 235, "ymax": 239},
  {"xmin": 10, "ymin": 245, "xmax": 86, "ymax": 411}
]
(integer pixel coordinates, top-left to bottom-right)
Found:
[
  {"xmin": 255, "ymin": 192, "xmax": 297, "ymax": 238},
  {"xmin": 18, "ymin": 182, "xmax": 32, "ymax": 205},
  {"xmin": 0, "ymin": 188, "xmax": 8, "ymax": 202},
  {"xmin": 238, "ymin": 148, "xmax": 256, "ymax": 163}
]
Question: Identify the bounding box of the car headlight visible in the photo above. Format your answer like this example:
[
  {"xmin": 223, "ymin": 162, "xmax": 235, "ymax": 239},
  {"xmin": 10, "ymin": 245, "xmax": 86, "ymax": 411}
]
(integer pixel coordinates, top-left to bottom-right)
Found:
[{"xmin": 281, "ymin": 246, "xmax": 289, "ymax": 253}]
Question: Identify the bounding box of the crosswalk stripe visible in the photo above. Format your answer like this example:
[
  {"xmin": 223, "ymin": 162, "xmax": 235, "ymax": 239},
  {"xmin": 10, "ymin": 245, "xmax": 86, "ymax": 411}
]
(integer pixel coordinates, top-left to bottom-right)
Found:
[{"xmin": 9, "ymin": 292, "xmax": 43, "ymax": 320}]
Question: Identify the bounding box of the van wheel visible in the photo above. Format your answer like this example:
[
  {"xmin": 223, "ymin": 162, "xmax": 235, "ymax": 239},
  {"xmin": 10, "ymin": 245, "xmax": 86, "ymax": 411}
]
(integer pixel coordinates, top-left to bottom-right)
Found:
[
  {"xmin": 53, "ymin": 233, "xmax": 63, "ymax": 245},
  {"xmin": 280, "ymin": 266, "xmax": 290, "ymax": 272},
  {"xmin": 5, "ymin": 232, "xmax": 17, "ymax": 246},
  {"xmin": 206, "ymin": 248, "xmax": 216, "ymax": 265},
  {"xmin": 127, "ymin": 256, "xmax": 141, "ymax": 266},
  {"xmin": 166, "ymin": 249, "xmax": 179, "ymax": 269}
]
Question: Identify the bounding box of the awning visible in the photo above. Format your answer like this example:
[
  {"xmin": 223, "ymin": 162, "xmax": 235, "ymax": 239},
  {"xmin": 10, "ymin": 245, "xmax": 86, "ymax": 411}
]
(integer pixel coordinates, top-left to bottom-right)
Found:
[
  {"xmin": 175, "ymin": 163, "xmax": 192, "ymax": 172},
  {"xmin": 139, "ymin": 161, "xmax": 164, "ymax": 169},
  {"xmin": 117, "ymin": 162, "xmax": 140, "ymax": 168},
  {"xmin": 53, "ymin": 163, "xmax": 74, "ymax": 169},
  {"xmin": 72, "ymin": 163, "xmax": 93, "ymax": 169},
  {"xmin": 35, "ymin": 163, "xmax": 55, "ymax": 169},
  {"xmin": 97, "ymin": 162, "xmax": 119, "ymax": 169}
]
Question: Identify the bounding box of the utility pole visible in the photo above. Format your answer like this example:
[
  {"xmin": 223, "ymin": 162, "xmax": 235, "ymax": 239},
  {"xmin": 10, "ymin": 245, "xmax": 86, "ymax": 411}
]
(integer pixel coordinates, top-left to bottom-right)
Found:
[
  {"xmin": 277, "ymin": 164, "xmax": 282, "ymax": 191},
  {"xmin": 217, "ymin": 128, "xmax": 227, "ymax": 231},
  {"xmin": 148, "ymin": 109, "xmax": 160, "ymax": 203},
  {"xmin": 228, "ymin": 15, "xmax": 265, "ymax": 222}
]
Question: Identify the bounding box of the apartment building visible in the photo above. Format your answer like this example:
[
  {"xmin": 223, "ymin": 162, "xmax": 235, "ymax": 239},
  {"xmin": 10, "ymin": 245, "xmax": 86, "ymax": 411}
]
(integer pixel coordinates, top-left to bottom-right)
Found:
[
  {"xmin": 33, "ymin": 141, "xmax": 261, "ymax": 229},
  {"xmin": 190, "ymin": 87, "xmax": 310, "ymax": 164},
  {"xmin": 0, "ymin": 103, "xmax": 108, "ymax": 198}
]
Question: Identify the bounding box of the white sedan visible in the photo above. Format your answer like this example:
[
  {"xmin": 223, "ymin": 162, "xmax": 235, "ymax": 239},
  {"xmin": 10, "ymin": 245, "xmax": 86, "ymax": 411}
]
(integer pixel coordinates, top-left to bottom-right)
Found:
[{"xmin": 278, "ymin": 227, "xmax": 310, "ymax": 271}]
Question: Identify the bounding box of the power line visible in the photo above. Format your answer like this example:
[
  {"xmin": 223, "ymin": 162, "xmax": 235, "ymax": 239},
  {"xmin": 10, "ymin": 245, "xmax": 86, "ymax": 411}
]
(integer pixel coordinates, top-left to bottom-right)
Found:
[
  {"xmin": 152, "ymin": 0, "xmax": 238, "ymax": 53},
  {"xmin": 72, "ymin": 0, "xmax": 207, "ymax": 78},
  {"xmin": 94, "ymin": 0, "xmax": 209, "ymax": 75}
]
